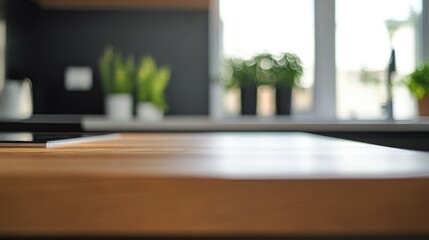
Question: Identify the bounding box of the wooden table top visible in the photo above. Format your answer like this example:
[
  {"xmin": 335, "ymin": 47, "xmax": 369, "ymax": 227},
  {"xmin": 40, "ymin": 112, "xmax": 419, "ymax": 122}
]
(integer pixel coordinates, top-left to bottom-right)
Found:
[{"xmin": 1, "ymin": 133, "xmax": 429, "ymax": 236}]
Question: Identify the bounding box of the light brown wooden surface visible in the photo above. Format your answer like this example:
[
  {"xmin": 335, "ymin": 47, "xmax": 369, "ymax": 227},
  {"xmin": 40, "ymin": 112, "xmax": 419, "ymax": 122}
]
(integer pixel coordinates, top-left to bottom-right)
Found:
[{"xmin": 1, "ymin": 133, "xmax": 429, "ymax": 236}]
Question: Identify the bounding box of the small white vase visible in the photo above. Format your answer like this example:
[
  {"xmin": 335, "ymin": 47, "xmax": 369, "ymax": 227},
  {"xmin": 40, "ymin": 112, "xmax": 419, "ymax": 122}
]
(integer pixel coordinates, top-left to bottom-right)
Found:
[
  {"xmin": 137, "ymin": 102, "xmax": 163, "ymax": 121},
  {"xmin": 105, "ymin": 93, "xmax": 132, "ymax": 120},
  {"xmin": 0, "ymin": 79, "xmax": 33, "ymax": 120}
]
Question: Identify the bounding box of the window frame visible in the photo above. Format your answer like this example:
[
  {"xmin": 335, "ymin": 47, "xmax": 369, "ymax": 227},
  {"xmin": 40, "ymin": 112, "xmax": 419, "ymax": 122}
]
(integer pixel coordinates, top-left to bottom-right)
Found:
[{"xmin": 210, "ymin": 0, "xmax": 428, "ymax": 120}]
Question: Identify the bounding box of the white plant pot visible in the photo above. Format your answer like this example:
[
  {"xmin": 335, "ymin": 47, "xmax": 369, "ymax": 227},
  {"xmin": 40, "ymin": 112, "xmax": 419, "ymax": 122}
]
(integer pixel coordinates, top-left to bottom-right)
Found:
[
  {"xmin": 105, "ymin": 93, "xmax": 133, "ymax": 120},
  {"xmin": 137, "ymin": 102, "xmax": 163, "ymax": 121},
  {"xmin": 0, "ymin": 79, "xmax": 33, "ymax": 120}
]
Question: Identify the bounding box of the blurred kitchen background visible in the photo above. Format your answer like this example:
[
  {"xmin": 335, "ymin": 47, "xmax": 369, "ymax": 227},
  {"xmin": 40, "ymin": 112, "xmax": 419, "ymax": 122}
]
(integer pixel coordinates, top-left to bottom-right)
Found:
[
  {"xmin": 0, "ymin": 0, "xmax": 427, "ymax": 120},
  {"xmin": 1, "ymin": 0, "xmax": 209, "ymax": 116}
]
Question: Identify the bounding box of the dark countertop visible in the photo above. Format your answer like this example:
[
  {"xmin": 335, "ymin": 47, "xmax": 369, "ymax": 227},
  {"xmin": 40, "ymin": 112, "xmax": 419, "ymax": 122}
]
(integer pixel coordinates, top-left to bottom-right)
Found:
[
  {"xmin": 82, "ymin": 115, "xmax": 429, "ymax": 132},
  {"xmin": 2, "ymin": 114, "xmax": 429, "ymax": 152},
  {"xmin": 3, "ymin": 114, "xmax": 429, "ymax": 132}
]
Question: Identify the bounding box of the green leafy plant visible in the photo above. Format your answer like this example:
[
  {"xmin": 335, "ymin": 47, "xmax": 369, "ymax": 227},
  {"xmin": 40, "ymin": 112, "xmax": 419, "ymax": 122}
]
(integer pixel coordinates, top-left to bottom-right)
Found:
[
  {"xmin": 254, "ymin": 53, "xmax": 275, "ymax": 86},
  {"xmin": 271, "ymin": 52, "xmax": 303, "ymax": 87},
  {"xmin": 222, "ymin": 54, "xmax": 274, "ymax": 88},
  {"xmin": 406, "ymin": 63, "xmax": 429, "ymax": 99},
  {"xmin": 222, "ymin": 52, "xmax": 303, "ymax": 88},
  {"xmin": 136, "ymin": 56, "xmax": 171, "ymax": 112},
  {"xmin": 222, "ymin": 58, "xmax": 258, "ymax": 88},
  {"xmin": 99, "ymin": 46, "xmax": 134, "ymax": 94}
]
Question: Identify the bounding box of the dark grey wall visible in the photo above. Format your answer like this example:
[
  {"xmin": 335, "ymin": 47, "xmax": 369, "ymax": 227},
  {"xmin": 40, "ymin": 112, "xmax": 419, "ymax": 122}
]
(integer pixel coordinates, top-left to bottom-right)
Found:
[{"xmin": 6, "ymin": 0, "xmax": 209, "ymax": 115}]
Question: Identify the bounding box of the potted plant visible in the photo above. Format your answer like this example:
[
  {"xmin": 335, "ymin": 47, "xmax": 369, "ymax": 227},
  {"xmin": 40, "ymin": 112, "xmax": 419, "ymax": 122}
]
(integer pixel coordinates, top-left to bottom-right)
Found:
[
  {"xmin": 271, "ymin": 53, "xmax": 303, "ymax": 115},
  {"xmin": 225, "ymin": 58, "xmax": 258, "ymax": 115},
  {"xmin": 136, "ymin": 56, "xmax": 171, "ymax": 121},
  {"xmin": 406, "ymin": 63, "xmax": 429, "ymax": 116},
  {"xmin": 99, "ymin": 46, "xmax": 134, "ymax": 120}
]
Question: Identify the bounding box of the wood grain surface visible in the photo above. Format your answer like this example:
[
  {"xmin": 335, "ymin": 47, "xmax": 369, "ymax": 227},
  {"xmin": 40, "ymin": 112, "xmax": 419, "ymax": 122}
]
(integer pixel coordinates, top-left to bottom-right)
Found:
[{"xmin": 1, "ymin": 133, "xmax": 429, "ymax": 236}]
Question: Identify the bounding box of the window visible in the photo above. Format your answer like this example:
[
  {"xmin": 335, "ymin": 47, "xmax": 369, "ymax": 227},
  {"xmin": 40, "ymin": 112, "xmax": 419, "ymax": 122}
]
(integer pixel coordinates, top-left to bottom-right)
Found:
[
  {"xmin": 219, "ymin": 0, "xmax": 314, "ymax": 116},
  {"xmin": 213, "ymin": 0, "xmax": 426, "ymax": 120},
  {"xmin": 336, "ymin": 0, "xmax": 422, "ymax": 120}
]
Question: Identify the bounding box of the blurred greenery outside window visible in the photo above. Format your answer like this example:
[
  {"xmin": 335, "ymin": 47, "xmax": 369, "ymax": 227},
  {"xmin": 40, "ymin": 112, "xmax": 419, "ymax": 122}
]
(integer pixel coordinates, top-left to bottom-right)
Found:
[{"xmin": 219, "ymin": 0, "xmax": 423, "ymax": 120}]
